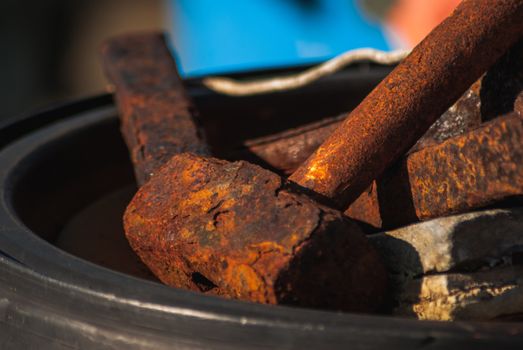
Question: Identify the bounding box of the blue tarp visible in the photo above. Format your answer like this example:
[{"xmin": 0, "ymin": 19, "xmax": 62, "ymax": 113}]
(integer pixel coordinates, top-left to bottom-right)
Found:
[{"xmin": 168, "ymin": 0, "xmax": 391, "ymax": 77}]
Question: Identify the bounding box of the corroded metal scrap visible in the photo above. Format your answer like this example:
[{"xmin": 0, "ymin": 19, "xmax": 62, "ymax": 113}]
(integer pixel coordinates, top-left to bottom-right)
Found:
[
  {"xmin": 289, "ymin": 0, "xmax": 523, "ymax": 208},
  {"xmin": 104, "ymin": 32, "xmax": 388, "ymax": 311},
  {"xmin": 124, "ymin": 153, "xmax": 387, "ymax": 311},
  {"xmin": 229, "ymin": 39, "xmax": 523, "ymax": 231},
  {"xmin": 100, "ymin": 32, "xmax": 210, "ymax": 185},
  {"xmin": 346, "ymin": 113, "xmax": 523, "ymax": 229},
  {"xmin": 348, "ymin": 40, "xmax": 523, "ymax": 229},
  {"xmin": 228, "ymin": 101, "xmax": 522, "ymax": 233},
  {"xmin": 105, "ymin": 2, "xmax": 523, "ymax": 316},
  {"xmin": 228, "ymin": 82, "xmax": 482, "ymax": 175}
]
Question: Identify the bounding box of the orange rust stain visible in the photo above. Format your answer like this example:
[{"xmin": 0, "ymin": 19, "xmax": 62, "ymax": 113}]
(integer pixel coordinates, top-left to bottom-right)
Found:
[
  {"xmin": 227, "ymin": 264, "xmax": 266, "ymax": 300},
  {"xmin": 215, "ymin": 210, "xmax": 236, "ymax": 233},
  {"xmin": 181, "ymin": 188, "xmax": 217, "ymax": 211},
  {"xmin": 240, "ymin": 184, "xmax": 253, "ymax": 195},
  {"xmin": 179, "ymin": 227, "xmax": 193, "ymax": 239},
  {"xmin": 303, "ymin": 163, "xmax": 328, "ymax": 183},
  {"xmin": 249, "ymin": 241, "xmax": 287, "ymax": 255}
]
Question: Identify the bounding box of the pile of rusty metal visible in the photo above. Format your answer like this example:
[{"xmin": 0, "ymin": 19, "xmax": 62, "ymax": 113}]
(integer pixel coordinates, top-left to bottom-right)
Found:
[{"xmin": 101, "ymin": 1, "xmax": 523, "ymax": 321}]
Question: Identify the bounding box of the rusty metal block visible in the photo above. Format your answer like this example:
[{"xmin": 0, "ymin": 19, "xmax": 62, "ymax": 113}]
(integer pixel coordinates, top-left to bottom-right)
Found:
[{"xmin": 124, "ymin": 153, "xmax": 387, "ymax": 312}]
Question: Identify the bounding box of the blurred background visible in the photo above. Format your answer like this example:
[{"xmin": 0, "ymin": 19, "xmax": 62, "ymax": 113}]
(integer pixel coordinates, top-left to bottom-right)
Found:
[{"xmin": 0, "ymin": 0, "xmax": 459, "ymax": 121}]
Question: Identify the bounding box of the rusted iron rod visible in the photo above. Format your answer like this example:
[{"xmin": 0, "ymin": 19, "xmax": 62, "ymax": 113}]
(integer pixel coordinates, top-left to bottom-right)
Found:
[
  {"xmin": 235, "ymin": 100, "xmax": 523, "ymax": 231},
  {"xmin": 289, "ymin": 0, "xmax": 523, "ymax": 208},
  {"xmin": 100, "ymin": 32, "xmax": 210, "ymax": 185}
]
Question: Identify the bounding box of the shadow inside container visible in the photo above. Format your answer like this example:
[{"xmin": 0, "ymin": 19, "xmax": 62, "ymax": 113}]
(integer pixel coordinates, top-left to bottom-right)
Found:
[
  {"xmin": 367, "ymin": 232, "xmax": 423, "ymax": 315},
  {"xmin": 57, "ymin": 185, "xmax": 160, "ymax": 282}
]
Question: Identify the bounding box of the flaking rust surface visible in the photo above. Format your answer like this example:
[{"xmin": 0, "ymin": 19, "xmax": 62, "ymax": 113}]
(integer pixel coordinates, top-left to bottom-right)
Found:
[
  {"xmin": 101, "ymin": 33, "xmax": 210, "ymax": 184},
  {"xmin": 124, "ymin": 153, "xmax": 386, "ymax": 312}
]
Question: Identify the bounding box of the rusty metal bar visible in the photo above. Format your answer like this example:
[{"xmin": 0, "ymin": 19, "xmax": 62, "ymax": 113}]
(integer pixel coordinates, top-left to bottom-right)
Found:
[
  {"xmin": 289, "ymin": 0, "xmax": 523, "ymax": 207},
  {"xmin": 100, "ymin": 32, "xmax": 210, "ymax": 185}
]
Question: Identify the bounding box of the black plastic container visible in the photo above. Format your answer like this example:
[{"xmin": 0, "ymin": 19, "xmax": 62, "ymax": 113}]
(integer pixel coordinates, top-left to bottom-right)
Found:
[{"xmin": 1, "ymin": 66, "xmax": 523, "ymax": 349}]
